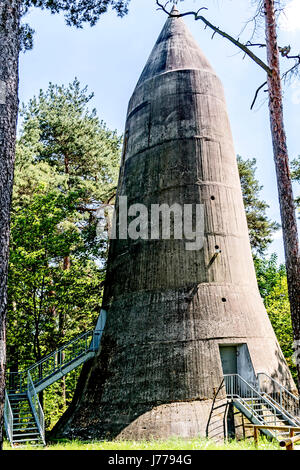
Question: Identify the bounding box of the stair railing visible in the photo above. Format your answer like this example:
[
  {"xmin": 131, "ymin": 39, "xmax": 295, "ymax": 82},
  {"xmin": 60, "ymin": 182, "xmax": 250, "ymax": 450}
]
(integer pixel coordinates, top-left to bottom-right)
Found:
[
  {"xmin": 257, "ymin": 372, "xmax": 300, "ymax": 422},
  {"xmin": 224, "ymin": 373, "xmax": 295, "ymax": 437},
  {"xmin": 27, "ymin": 370, "xmax": 45, "ymax": 445},
  {"xmin": 5, "ymin": 323, "xmax": 105, "ymax": 446},
  {"xmin": 206, "ymin": 379, "xmax": 229, "ymax": 440},
  {"xmin": 4, "ymin": 391, "xmax": 13, "ymax": 446},
  {"xmin": 6, "ymin": 371, "xmax": 27, "ymax": 394},
  {"xmin": 89, "ymin": 329, "xmax": 102, "ymax": 352},
  {"xmin": 27, "ymin": 329, "xmax": 99, "ymax": 388}
]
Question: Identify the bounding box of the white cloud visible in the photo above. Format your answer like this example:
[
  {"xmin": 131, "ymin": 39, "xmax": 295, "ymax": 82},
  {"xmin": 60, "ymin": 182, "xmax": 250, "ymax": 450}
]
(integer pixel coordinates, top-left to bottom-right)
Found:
[{"xmin": 279, "ymin": 0, "xmax": 300, "ymax": 32}]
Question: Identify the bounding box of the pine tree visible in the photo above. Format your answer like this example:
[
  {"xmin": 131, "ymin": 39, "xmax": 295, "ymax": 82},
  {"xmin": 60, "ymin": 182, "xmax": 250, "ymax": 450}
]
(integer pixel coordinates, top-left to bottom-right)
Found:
[{"xmin": 237, "ymin": 155, "xmax": 279, "ymax": 256}]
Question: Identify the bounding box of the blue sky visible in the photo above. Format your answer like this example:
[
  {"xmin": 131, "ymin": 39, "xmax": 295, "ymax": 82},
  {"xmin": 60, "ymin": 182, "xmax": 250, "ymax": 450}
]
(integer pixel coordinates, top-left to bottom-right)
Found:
[{"xmin": 18, "ymin": 0, "xmax": 300, "ymax": 262}]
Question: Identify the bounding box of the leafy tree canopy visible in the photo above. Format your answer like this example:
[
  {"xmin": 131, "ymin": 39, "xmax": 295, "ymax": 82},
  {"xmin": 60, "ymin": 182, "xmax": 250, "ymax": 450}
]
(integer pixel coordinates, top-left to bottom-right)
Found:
[
  {"xmin": 265, "ymin": 272, "xmax": 296, "ymax": 380},
  {"xmin": 20, "ymin": 0, "xmax": 131, "ymax": 50},
  {"xmin": 237, "ymin": 155, "xmax": 280, "ymax": 256},
  {"xmin": 17, "ymin": 78, "xmax": 121, "ymax": 203},
  {"xmin": 253, "ymin": 254, "xmax": 295, "ymax": 381},
  {"xmin": 22, "ymin": 0, "xmax": 130, "ymax": 25},
  {"xmin": 254, "ymin": 253, "xmax": 286, "ymax": 299}
]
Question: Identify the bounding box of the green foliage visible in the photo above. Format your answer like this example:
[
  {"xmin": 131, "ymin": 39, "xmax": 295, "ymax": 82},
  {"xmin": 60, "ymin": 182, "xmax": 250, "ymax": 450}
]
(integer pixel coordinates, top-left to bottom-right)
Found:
[
  {"xmin": 265, "ymin": 274, "xmax": 296, "ymax": 380},
  {"xmin": 43, "ymin": 368, "xmax": 82, "ymax": 429},
  {"xmin": 19, "ymin": 0, "xmax": 131, "ymax": 50},
  {"xmin": 19, "ymin": 23, "xmax": 35, "ymax": 52},
  {"xmin": 237, "ymin": 155, "xmax": 279, "ymax": 255},
  {"xmin": 22, "ymin": 0, "xmax": 130, "ymax": 26},
  {"xmin": 7, "ymin": 187, "xmax": 104, "ymax": 366},
  {"xmin": 254, "ymin": 255, "xmax": 296, "ymax": 381},
  {"xmin": 3, "ymin": 436, "xmax": 280, "ymax": 451},
  {"xmin": 254, "ymin": 253, "xmax": 286, "ymax": 299},
  {"xmin": 7, "ymin": 79, "xmax": 121, "ymax": 428},
  {"xmin": 18, "ymin": 78, "xmax": 121, "ymax": 203}
]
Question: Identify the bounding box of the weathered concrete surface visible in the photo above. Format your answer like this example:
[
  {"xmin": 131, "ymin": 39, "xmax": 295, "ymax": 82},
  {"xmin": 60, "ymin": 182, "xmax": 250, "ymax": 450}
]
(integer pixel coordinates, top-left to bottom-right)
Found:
[{"xmin": 55, "ymin": 7, "xmax": 296, "ymax": 441}]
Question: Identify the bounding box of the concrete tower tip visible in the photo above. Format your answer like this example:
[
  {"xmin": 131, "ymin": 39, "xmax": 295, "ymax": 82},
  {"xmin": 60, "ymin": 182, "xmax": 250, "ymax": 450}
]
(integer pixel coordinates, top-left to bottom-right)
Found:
[{"xmin": 170, "ymin": 4, "xmax": 180, "ymax": 16}]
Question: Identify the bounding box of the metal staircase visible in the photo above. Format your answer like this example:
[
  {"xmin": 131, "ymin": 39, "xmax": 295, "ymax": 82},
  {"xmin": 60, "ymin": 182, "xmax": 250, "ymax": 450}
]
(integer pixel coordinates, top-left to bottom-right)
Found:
[
  {"xmin": 224, "ymin": 373, "xmax": 300, "ymax": 441},
  {"xmin": 4, "ymin": 312, "xmax": 106, "ymax": 447},
  {"xmin": 5, "ymin": 393, "xmax": 43, "ymax": 446}
]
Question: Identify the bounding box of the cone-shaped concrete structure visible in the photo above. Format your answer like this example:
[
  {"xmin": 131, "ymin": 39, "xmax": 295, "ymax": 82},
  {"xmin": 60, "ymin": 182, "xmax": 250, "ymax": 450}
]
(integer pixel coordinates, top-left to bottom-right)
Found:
[{"xmin": 57, "ymin": 11, "xmax": 296, "ymax": 440}]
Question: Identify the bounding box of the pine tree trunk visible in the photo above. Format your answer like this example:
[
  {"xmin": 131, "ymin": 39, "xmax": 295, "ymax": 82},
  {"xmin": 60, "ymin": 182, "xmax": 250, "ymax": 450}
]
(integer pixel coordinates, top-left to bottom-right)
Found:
[
  {"xmin": 264, "ymin": 0, "xmax": 300, "ymax": 392},
  {"xmin": 0, "ymin": 0, "xmax": 20, "ymax": 449}
]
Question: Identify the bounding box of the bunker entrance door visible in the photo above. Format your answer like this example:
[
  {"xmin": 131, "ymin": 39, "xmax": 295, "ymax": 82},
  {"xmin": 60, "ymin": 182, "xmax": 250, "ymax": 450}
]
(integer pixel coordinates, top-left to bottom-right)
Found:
[
  {"xmin": 219, "ymin": 344, "xmax": 257, "ymax": 390},
  {"xmin": 220, "ymin": 346, "xmax": 237, "ymax": 375}
]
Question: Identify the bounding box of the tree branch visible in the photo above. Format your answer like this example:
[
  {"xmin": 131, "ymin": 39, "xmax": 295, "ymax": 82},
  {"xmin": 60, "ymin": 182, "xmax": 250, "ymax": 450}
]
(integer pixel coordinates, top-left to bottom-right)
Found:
[
  {"xmin": 156, "ymin": 1, "xmax": 272, "ymax": 76},
  {"xmin": 246, "ymin": 42, "xmax": 266, "ymax": 48},
  {"xmin": 250, "ymin": 81, "xmax": 268, "ymax": 110}
]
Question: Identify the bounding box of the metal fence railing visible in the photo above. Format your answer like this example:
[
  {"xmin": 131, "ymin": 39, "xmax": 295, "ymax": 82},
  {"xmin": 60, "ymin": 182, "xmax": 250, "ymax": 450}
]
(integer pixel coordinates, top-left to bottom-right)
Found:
[
  {"xmin": 6, "ymin": 371, "xmax": 28, "ymax": 394},
  {"xmin": 27, "ymin": 329, "xmax": 102, "ymax": 389},
  {"xmin": 27, "ymin": 371, "xmax": 45, "ymax": 445},
  {"xmin": 257, "ymin": 372, "xmax": 300, "ymax": 424},
  {"xmin": 224, "ymin": 373, "xmax": 297, "ymax": 439},
  {"xmin": 4, "ymin": 391, "xmax": 13, "ymax": 446},
  {"xmin": 4, "ymin": 318, "xmax": 105, "ymax": 446}
]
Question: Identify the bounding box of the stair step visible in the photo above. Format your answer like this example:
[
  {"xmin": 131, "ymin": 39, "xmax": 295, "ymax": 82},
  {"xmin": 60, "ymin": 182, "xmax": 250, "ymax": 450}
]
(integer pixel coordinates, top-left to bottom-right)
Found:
[
  {"xmin": 9, "ymin": 397, "xmax": 27, "ymax": 401},
  {"xmin": 12, "ymin": 438, "xmax": 42, "ymax": 443},
  {"xmin": 11, "ymin": 403, "xmax": 30, "ymax": 406},
  {"xmin": 244, "ymin": 398, "xmax": 263, "ymax": 401},
  {"xmin": 10, "ymin": 398, "xmax": 29, "ymax": 401},
  {"xmin": 14, "ymin": 415, "xmax": 34, "ymax": 419},
  {"xmin": 14, "ymin": 422, "xmax": 37, "ymax": 426},
  {"xmin": 13, "ymin": 422, "xmax": 36, "ymax": 426},
  {"xmin": 14, "ymin": 427, "xmax": 39, "ymax": 432}
]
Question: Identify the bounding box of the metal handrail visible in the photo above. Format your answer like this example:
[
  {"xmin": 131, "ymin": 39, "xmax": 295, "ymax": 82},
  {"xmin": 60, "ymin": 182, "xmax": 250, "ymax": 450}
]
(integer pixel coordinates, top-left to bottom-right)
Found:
[
  {"xmin": 6, "ymin": 324, "xmax": 104, "ymax": 389},
  {"xmin": 27, "ymin": 329, "xmax": 102, "ymax": 387},
  {"xmin": 265, "ymin": 393, "xmax": 300, "ymax": 427},
  {"xmin": 28, "ymin": 329, "xmax": 94, "ymax": 371},
  {"xmin": 257, "ymin": 372, "xmax": 300, "ymax": 420},
  {"xmin": 257, "ymin": 372, "xmax": 299, "ymax": 400},
  {"xmin": 224, "ymin": 374, "xmax": 295, "ymax": 437},
  {"xmin": 4, "ymin": 391, "xmax": 13, "ymax": 446},
  {"xmin": 6, "ymin": 371, "xmax": 27, "ymax": 394},
  {"xmin": 206, "ymin": 378, "xmax": 229, "ymax": 440},
  {"xmin": 27, "ymin": 371, "xmax": 45, "ymax": 445},
  {"xmin": 5, "ymin": 320, "xmax": 105, "ymax": 446}
]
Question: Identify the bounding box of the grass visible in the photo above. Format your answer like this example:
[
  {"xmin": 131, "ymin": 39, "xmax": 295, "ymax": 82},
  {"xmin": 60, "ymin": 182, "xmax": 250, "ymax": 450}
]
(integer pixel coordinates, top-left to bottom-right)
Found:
[{"xmin": 3, "ymin": 436, "xmax": 282, "ymax": 450}]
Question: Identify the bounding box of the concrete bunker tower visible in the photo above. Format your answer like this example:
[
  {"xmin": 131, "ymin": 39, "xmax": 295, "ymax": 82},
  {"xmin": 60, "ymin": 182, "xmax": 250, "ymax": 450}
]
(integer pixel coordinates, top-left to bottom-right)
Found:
[{"xmin": 58, "ymin": 7, "xmax": 296, "ymax": 440}]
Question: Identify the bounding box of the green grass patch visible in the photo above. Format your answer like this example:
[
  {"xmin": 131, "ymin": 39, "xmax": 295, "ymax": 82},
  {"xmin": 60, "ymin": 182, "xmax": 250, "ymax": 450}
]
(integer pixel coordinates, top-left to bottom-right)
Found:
[{"xmin": 3, "ymin": 436, "xmax": 281, "ymax": 450}]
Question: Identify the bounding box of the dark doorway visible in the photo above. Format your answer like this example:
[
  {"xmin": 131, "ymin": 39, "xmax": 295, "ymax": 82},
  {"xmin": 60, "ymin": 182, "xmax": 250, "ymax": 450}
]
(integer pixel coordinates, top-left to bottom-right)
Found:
[{"xmin": 219, "ymin": 345, "xmax": 237, "ymax": 375}]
